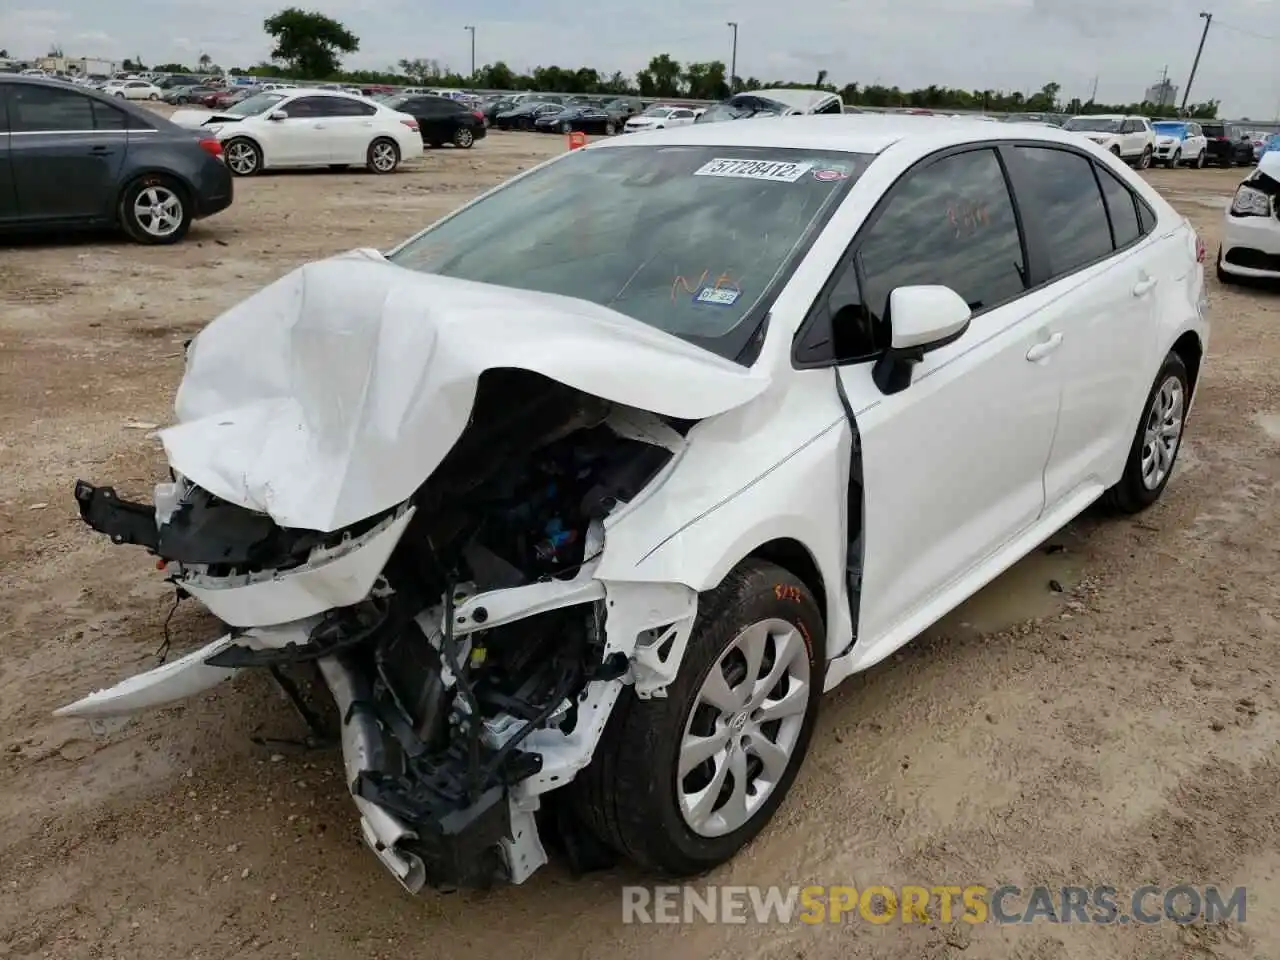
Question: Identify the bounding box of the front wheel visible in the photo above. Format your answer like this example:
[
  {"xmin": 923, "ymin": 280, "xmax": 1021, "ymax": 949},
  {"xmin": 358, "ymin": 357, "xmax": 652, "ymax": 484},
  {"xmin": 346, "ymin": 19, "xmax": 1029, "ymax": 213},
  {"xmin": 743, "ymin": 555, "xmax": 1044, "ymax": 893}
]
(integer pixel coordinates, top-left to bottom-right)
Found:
[
  {"xmin": 148, "ymin": 92, "xmax": 159, "ymax": 100},
  {"xmin": 1170, "ymin": 149, "xmax": 1182, "ymax": 168},
  {"xmin": 223, "ymin": 137, "xmax": 262, "ymax": 176},
  {"xmin": 1195, "ymin": 149, "xmax": 1206, "ymax": 169},
  {"xmin": 570, "ymin": 559, "xmax": 824, "ymax": 875},
  {"xmin": 1101, "ymin": 351, "xmax": 1190, "ymax": 513},
  {"xmin": 366, "ymin": 137, "xmax": 400, "ymax": 174}
]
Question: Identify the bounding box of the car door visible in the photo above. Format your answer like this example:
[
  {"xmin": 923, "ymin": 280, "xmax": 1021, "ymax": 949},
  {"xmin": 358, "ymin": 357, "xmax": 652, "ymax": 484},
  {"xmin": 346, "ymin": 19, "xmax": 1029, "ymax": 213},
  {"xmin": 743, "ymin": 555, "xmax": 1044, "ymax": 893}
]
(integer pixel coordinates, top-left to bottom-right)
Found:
[
  {"xmin": 825, "ymin": 146, "xmax": 1063, "ymax": 647},
  {"xmin": 670, "ymin": 108, "xmax": 696, "ymax": 127},
  {"xmin": 0, "ymin": 90, "xmax": 16, "ymax": 223},
  {"xmin": 411, "ymin": 98, "xmax": 451, "ymax": 143},
  {"xmin": 315, "ymin": 95, "xmax": 378, "ymax": 162},
  {"xmin": 266, "ymin": 95, "xmax": 332, "ymax": 165},
  {"xmin": 7, "ymin": 84, "xmax": 125, "ymax": 222},
  {"xmin": 1007, "ymin": 145, "xmax": 1162, "ymax": 507}
]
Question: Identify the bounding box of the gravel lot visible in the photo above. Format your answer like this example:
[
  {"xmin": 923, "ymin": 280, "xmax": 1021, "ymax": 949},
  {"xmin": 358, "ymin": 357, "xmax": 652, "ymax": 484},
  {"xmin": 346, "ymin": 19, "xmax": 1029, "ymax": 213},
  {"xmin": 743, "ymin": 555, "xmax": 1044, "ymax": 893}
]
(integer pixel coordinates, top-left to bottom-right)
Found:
[{"xmin": 1, "ymin": 118, "xmax": 1278, "ymax": 960}]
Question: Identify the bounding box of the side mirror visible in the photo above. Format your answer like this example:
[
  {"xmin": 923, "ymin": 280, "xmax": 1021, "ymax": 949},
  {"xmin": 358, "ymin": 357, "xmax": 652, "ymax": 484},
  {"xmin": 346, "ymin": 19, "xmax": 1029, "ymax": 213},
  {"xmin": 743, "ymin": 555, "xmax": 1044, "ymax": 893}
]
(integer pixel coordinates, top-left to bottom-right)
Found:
[
  {"xmin": 268, "ymin": 109, "xmax": 288, "ymax": 120},
  {"xmin": 872, "ymin": 285, "xmax": 971, "ymax": 395}
]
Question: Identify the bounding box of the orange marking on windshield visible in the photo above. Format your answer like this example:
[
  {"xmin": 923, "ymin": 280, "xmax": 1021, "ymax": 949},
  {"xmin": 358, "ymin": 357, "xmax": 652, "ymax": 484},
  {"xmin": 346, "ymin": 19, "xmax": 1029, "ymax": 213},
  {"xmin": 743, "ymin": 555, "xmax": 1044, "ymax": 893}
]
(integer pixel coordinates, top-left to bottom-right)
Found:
[{"xmin": 671, "ymin": 269, "xmax": 742, "ymax": 301}]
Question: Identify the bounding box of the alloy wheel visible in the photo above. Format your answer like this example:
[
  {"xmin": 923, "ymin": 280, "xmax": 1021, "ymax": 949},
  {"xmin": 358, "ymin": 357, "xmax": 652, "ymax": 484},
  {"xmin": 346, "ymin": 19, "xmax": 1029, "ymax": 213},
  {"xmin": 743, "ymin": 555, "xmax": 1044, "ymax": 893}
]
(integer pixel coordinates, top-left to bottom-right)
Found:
[
  {"xmin": 131, "ymin": 185, "xmax": 184, "ymax": 240},
  {"xmin": 224, "ymin": 141, "xmax": 258, "ymax": 175},
  {"xmin": 1140, "ymin": 375, "xmax": 1184, "ymax": 490},
  {"xmin": 370, "ymin": 141, "xmax": 398, "ymax": 171},
  {"xmin": 677, "ymin": 618, "xmax": 811, "ymax": 838}
]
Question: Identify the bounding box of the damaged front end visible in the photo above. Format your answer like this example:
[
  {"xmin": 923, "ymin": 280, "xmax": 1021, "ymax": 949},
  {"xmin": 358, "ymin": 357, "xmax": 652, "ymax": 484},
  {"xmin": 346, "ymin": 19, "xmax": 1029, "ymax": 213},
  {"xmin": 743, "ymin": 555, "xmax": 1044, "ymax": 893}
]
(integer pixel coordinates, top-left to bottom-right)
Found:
[{"xmin": 62, "ymin": 369, "xmax": 701, "ymax": 891}]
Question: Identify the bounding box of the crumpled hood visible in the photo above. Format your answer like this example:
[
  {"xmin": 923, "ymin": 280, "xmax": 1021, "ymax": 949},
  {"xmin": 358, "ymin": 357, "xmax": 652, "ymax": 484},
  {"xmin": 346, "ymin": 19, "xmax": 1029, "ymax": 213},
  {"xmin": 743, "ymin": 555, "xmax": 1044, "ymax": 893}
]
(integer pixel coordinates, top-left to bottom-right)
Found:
[{"xmin": 161, "ymin": 249, "xmax": 770, "ymax": 533}]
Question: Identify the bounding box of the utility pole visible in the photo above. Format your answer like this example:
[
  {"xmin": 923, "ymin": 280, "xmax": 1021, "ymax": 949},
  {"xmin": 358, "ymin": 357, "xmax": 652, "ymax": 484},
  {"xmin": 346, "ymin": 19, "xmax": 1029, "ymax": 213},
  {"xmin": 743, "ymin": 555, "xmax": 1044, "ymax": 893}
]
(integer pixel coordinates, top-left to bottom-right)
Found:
[
  {"xmin": 1088, "ymin": 75, "xmax": 1098, "ymax": 103},
  {"xmin": 726, "ymin": 21, "xmax": 738, "ymax": 93},
  {"xmin": 1181, "ymin": 11, "xmax": 1212, "ymax": 112},
  {"xmin": 464, "ymin": 25, "xmax": 476, "ymax": 83}
]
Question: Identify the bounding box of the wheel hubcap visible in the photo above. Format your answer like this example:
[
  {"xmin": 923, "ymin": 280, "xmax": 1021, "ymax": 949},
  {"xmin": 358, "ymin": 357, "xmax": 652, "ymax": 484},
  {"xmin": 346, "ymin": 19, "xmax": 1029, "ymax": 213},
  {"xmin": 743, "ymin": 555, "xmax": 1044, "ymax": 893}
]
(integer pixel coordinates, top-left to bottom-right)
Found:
[
  {"xmin": 226, "ymin": 143, "xmax": 256, "ymax": 174},
  {"xmin": 458, "ymin": 130, "xmax": 473, "ymax": 145},
  {"xmin": 373, "ymin": 143, "xmax": 396, "ymax": 169},
  {"xmin": 1140, "ymin": 375, "xmax": 1184, "ymax": 490},
  {"xmin": 132, "ymin": 185, "xmax": 183, "ymax": 238},
  {"xmin": 677, "ymin": 618, "xmax": 810, "ymax": 838}
]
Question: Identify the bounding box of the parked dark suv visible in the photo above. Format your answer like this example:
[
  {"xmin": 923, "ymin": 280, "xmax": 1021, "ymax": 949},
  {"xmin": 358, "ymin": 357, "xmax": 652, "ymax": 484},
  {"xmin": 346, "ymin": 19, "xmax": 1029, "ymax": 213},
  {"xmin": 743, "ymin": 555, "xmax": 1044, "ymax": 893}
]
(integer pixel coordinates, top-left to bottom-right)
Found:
[
  {"xmin": 0, "ymin": 75, "xmax": 233, "ymax": 244},
  {"xmin": 1203, "ymin": 122, "xmax": 1255, "ymax": 167}
]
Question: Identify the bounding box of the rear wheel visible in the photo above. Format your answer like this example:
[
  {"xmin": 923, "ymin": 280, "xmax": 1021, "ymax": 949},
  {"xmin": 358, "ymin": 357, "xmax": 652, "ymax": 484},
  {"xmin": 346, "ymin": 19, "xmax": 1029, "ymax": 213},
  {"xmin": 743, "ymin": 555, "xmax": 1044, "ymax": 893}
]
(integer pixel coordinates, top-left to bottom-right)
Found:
[
  {"xmin": 1137, "ymin": 145, "xmax": 1152, "ymax": 169},
  {"xmin": 366, "ymin": 137, "xmax": 400, "ymax": 174},
  {"xmin": 571, "ymin": 559, "xmax": 823, "ymax": 875},
  {"xmin": 1101, "ymin": 352, "xmax": 1190, "ymax": 513},
  {"xmin": 119, "ymin": 176, "xmax": 191, "ymax": 245},
  {"xmin": 453, "ymin": 126, "xmax": 475, "ymax": 148}
]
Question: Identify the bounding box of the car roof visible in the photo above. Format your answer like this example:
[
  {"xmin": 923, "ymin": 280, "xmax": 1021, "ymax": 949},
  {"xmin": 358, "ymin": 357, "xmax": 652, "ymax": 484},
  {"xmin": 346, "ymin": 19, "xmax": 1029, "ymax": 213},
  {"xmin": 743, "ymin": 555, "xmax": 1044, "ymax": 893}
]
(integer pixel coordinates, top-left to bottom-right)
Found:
[
  {"xmin": 0, "ymin": 74, "xmax": 182, "ymax": 130},
  {"xmin": 590, "ymin": 113, "xmax": 1098, "ymax": 157}
]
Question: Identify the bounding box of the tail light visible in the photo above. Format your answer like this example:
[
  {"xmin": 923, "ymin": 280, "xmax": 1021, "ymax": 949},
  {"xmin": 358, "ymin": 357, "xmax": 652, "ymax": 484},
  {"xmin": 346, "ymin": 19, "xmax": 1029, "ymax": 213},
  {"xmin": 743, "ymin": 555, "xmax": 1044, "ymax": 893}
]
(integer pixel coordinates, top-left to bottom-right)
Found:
[
  {"xmin": 473, "ymin": 110, "xmax": 484, "ymax": 121},
  {"xmin": 1195, "ymin": 234, "xmax": 1206, "ymax": 263},
  {"xmin": 400, "ymin": 118, "xmax": 419, "ymax": 131},
  {"xmin": 198, "ymin": 137, "xmax": 223, "ymax": 158}
]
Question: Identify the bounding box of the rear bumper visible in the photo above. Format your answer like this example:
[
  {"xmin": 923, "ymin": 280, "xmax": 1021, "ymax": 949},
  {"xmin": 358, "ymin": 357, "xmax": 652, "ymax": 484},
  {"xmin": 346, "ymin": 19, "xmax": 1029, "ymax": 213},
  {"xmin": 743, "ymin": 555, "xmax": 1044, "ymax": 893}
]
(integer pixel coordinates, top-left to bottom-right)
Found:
[{"xmin": 192, "ymin": 159, "xmax": 234, "ymax": 219}]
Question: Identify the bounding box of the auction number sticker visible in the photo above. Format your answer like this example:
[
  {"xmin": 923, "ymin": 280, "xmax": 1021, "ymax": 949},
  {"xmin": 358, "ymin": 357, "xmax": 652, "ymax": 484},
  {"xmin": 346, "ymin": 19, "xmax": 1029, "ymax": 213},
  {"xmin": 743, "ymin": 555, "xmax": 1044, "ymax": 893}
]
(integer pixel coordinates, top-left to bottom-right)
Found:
[
  {"xmin": 693, "ymin": 158, "xmax": 814, "ymax": 182},
  {"xmin": 693, "ymin": 287, "xmax": 741, "ymax": 306}
]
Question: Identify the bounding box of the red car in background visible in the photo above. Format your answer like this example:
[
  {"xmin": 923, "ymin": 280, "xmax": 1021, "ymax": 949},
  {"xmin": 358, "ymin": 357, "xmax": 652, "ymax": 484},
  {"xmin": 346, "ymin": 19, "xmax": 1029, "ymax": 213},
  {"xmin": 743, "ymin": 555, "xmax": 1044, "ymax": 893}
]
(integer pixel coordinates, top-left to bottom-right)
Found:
[{"xmin": 202, "ymin": 88, "xmax": 252, "ymax": 109}]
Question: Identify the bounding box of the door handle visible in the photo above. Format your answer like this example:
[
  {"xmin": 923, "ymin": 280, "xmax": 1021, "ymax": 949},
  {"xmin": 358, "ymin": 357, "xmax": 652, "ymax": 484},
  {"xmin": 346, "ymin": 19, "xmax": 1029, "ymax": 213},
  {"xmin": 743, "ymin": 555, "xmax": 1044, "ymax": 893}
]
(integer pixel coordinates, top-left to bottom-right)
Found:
[
  {"xmin": 1026, "ymin": 332, "xmax": 1064, "ymax": 362},
  {"xmin": 1132, "ymin": 276, "xmax": 1159, "ymax": 296},
  {"xmin": 89, "ymin": 145, "xmax": 113, "ymax": 154}
]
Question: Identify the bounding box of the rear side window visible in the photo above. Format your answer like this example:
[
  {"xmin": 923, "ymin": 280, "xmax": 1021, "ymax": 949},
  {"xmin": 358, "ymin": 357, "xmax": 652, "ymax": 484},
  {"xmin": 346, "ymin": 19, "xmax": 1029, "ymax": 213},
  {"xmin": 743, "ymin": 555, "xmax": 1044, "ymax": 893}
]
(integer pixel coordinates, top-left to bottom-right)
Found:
[
  {"xmin": 10, "ymin": 85, "xmax": 97, "ymax": 132},
  {"xmin": 1096, "ymin": 167, "xmax": 1141, "ymax": 248},
  {"xmin": 91, "ymin": 99, "xmax": 129, "ymax": 130},
  {"xmin": 1014, "ymin": 146, "xmax": 1113, "ymax": 276},
  {"xmin": 328, "ymin": 97, "xmax": 377, "ymax": 116},
  {"xmin": 857, "ymin": 147, "xmax": 1027, "ymax": 319}
]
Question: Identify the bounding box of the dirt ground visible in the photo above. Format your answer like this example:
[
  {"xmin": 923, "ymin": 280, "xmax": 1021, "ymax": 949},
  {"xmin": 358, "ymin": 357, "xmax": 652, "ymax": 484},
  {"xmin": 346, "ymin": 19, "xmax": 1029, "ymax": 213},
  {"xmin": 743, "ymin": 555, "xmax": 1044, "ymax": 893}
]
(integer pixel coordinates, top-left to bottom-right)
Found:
[{"xmin": 1, "ymin": 115, "xmax": 1278, "ymax": 960}]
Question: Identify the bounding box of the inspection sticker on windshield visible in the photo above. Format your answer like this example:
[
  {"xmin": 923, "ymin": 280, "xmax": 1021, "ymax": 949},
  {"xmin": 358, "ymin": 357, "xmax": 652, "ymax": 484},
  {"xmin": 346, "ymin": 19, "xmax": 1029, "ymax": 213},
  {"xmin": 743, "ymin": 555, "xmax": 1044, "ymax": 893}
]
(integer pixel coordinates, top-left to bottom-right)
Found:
[
  {"xmin": 694, "ymin": 286, "xmax": 741, "ymax": 306},
  {"xmin": 693, "ymin": 158, "xmax": 813, "ymax": 182}
]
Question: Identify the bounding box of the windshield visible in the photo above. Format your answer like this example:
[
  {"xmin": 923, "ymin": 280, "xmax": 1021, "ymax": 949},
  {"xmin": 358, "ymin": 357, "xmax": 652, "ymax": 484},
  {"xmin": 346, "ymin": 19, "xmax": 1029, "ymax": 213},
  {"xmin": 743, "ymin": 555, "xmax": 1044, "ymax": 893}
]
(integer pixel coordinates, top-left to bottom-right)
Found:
[
  {"xmin": 1064, "ymin": 117, "xmax": 1123, "ymax": 133},
  {"xmin": 1152, "ymin": 122, "xmax": 1187, "ymax": 136},
  {"xmin": 697, "ymin": 96, "xmax": 786, "ymax": 123},
  {"xmin": 641, "ymin": 106, "xmax": 674, "ymax": 118},
  {"xmin": 388, "ymin": 145, "xmax": 868, "ymax": 362},
  {"xmin": 221, "ymin": 92, "xmax": 286, "ymax": 116}
]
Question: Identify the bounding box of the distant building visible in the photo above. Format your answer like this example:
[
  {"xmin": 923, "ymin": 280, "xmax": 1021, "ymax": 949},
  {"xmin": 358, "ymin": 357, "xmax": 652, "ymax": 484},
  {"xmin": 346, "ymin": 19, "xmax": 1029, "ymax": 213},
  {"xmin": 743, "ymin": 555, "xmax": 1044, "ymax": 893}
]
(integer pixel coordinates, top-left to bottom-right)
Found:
[{"xmin": 1145, "ymin": 79, "xmax": 1178, "ymax": 107}]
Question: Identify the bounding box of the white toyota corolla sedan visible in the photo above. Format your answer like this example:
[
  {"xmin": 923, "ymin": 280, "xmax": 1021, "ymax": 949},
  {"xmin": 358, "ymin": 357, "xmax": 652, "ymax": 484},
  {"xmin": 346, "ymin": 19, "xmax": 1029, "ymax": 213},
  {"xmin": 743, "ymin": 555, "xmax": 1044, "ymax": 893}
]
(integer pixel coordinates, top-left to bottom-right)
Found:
[
  {"xmin": 169, "ymin": 87, "xmax": 422, "ymax": 175},
  {"xmin": 61, "ymin": 116, "xmax": 1208, "ymax": 893}
]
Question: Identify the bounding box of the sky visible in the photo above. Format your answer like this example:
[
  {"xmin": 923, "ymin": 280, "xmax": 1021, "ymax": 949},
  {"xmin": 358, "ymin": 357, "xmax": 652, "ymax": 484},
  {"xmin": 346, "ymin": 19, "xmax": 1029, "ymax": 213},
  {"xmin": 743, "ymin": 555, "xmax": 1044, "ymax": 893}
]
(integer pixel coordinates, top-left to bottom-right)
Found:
[{"xmin": 3, "ymin": 0, "xmax": 1279, "ymax": 118}]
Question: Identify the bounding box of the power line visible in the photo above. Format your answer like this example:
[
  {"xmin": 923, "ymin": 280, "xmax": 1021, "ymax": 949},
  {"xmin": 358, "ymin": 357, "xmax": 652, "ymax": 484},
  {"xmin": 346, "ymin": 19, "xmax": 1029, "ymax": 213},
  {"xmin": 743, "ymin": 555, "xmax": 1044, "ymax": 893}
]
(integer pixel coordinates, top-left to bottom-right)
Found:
[{"xmin": 1213, "ymin": 20, "xmax": 1280, "ymax": 43}]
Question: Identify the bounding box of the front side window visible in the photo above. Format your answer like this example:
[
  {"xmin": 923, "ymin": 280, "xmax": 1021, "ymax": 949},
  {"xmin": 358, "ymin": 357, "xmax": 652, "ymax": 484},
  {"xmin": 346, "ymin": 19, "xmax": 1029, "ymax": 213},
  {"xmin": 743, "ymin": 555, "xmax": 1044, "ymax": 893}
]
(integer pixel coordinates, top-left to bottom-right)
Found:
[
  {"xmin": 9, "ymin": 85, "xmax": 96, "ymax": 132},
  {"xmin": 91, "ymin": 99, "xmax": 130, "ymax": 130},
  {"xmin": 857, "ymin": 148, "xmax": 1026, "ymax": 324},
  {"xmin": 389, "ymin": 146, "xmax": 870, "ymax": 362},
  {"xmin": 1014, "ymin": 146, "xmax": 1113, "ymax": 276}
]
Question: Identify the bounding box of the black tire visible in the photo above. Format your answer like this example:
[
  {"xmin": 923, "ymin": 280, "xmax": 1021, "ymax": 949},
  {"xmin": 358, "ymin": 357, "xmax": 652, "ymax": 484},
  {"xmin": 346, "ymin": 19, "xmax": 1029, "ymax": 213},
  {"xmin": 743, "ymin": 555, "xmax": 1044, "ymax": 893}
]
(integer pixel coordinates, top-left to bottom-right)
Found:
[
  {"xmin": 118, "ymin": 175, "xmax": 192, "ymax": 245},
  {"xmin": 223, "ymin": 137, "xmax": 262, "ymax": 177},
  {"xmin": 570, "ymin": 558, "xmax": 824, "ymax": 876},
  {"xmin": 1171, "ymin": 149, "xmax": 1182, "ymax": 168},
  {"xmin": 1111, "ymin": 145, "xmax": 1121, "ymax": 158},
  {"xmin": 1137, "ymin": 145, "xmax": 1152, "ymax": 169},
  {"xmin": 1100, "ymin": 351, "xmax": 1190, "ymax": 514},
  {"xmin": 605, "ymin": 121, "xmax": 616, "ymax": 135},
  {"xmin": 453, "ymin": 126, "xmax": 475, "ymax": 148},
  {"xmin": 560, "ymin": 121, "xmax": 572, "ymax": 134},
  {"xmin": 1216, "ymin": 246, "xmax": 1236, "ymax": 285},
  {"xmin": 1195, "ymin": 150, "xmax": 1206, "ymax": 169},
  {"xmin": 366, "ymin": 137, "xmax": 400, "ymax": 174}
]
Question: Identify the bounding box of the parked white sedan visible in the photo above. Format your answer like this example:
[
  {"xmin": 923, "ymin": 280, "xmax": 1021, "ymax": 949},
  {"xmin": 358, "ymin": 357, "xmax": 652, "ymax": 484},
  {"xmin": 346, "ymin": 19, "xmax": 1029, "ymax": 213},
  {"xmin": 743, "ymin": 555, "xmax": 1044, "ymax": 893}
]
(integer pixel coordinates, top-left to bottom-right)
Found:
[
  {"xmin": 169, "ymin": 88, "xmax": 422, "ymax": 175},
  {"xmin": 104, "ymin": 79, "xmax": 162, "ymax": 100},
  {"xmin": 61, "ymin": 116, "xmax": 1208, "ymax": 894},
  {"xmin": 623, "ymin": 104, "xmax": 699, "ymax": 132}
]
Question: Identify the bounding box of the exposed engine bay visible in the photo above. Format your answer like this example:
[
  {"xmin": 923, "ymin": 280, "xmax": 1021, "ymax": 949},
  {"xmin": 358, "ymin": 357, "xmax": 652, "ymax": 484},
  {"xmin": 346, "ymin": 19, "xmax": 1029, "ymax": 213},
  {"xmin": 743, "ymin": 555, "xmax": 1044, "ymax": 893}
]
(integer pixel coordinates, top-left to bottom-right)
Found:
[{"xmin": 72, "ymin": 369, "xmax": 695, "ymax": 890}]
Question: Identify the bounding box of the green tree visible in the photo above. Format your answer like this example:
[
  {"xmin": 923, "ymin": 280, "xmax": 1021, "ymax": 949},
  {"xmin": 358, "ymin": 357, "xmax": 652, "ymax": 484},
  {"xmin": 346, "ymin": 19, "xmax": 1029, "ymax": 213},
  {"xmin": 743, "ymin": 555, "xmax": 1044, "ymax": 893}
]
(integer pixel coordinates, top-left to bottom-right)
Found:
[
  {"xmin": 263, "ymin": 7, "xmax": 358, "ymax": 79},
  {"xmin": 636, "ymin": 54, "xmax": 681, "ymax": 97}
]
